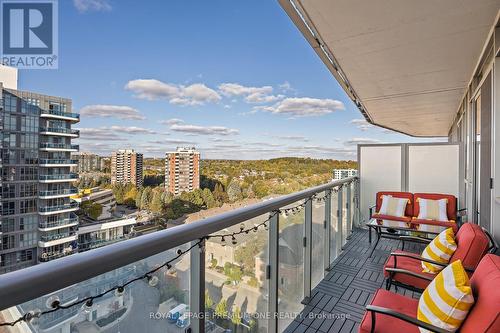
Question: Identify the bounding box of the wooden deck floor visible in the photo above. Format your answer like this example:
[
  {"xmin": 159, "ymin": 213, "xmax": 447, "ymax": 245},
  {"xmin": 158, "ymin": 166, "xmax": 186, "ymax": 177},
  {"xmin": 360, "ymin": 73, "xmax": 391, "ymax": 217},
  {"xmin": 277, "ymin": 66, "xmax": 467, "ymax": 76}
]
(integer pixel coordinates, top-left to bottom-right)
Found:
[{"xmin": 284, "ymin": 228, "xmax": 425, "ymax": 333}]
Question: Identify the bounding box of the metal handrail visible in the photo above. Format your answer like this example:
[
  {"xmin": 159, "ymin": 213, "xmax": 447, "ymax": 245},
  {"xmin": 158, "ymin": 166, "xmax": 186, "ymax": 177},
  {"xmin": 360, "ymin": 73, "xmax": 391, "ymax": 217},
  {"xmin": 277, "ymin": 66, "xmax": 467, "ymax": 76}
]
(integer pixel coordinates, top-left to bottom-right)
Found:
[{"xmin": 0, "ymin": 177, "xmax": 356, "ymax": 310}]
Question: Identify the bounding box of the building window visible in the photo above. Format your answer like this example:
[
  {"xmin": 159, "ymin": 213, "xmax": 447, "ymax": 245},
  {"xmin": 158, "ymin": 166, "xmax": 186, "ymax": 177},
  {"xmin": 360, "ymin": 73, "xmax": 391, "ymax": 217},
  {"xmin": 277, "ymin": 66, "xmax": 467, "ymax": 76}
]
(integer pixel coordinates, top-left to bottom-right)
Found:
[
  {"xmin": 19, "ymin": 232, "xmax": 37, "ymax": 247},
  {"xmin": 1, "ymin": 218, "xmax": 16, "ymax": 233},
  {"xmin": 19, "ymin": 215, "xmax": 37, "ymax": 230},
  {"xmin": 20, "ymin": 199, "xmax": 36, "ymax": 214}
]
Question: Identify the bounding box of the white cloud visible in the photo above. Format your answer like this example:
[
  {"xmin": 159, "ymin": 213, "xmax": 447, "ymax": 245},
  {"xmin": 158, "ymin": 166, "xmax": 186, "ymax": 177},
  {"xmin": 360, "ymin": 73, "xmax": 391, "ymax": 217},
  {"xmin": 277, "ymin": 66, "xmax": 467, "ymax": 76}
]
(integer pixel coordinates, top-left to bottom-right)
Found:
[
  {"xmin": 73, "ymin": 0, "xmax": 111, "ymax": 12},
  {"xmin": 275, "ymin": 135, "xmax": 309, "ymax": 142},
  {"xmin": 245, "ymin": 92, "xmax": 283, "ymax": 104},
  {"xmin": 80, "ymin": 105, "xmax": 145, "ymax": 120},
  {"xmin": 149, "ymin": 139, "xmax": 197, "ymax": 145},
  {"xmin": 343, "ymin": 137, "xmax": 381, "ymax": 146},
  {"xmin": 77, "ymin": 126, "xmax": 156, "ymax": 141},
  {"xmin": 258, "ymin": 97, "xmax": 344, "ymax": 117},
  {"xmin": 170, "ymin": 124, "xmax": 239, "ymax": 136},
  {"xmin": 218, "ymin": 83, "xmax": 273, "ymax": 97},
  {"xmin": 350, "ymin": 118, "xmax": 374, "ymax": 131},
  {"xmin": 77, "ymin": 128, "xmax": 122, "ymax": 141},
  {"xmin": 108, "ymin": 126, "xmax": 156, "ymax": 134},
  {"xmin": 125, "ymin": 79, "xmax": 221, "ymax": 106},
  {"xmin": 218, "ymin": 83, "xmax": 282, "ymax": 104},
  {"xmin": 279, "ymin": 81, "xmax": 295, "ymax": 93},
  {"xmin": 161, "ymin": 118, "xmax": 184, "ymax": 126}
]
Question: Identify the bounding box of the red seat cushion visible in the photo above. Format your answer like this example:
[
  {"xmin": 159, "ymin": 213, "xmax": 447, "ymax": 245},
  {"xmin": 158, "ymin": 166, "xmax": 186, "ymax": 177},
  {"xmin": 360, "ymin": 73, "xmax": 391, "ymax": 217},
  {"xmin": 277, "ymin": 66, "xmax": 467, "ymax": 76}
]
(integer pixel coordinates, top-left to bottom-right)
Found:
[
  {"xmin": 413, "ymin": 193, "xmax": 457, "ymax": 220},
  {"xmin": 409, "ymin": 218, "xmax": 458, "ymax": 233},
  {"xmin": 383, "ymin": 250, "xmax": 435, "ymax": 290},
  {"xmin": 359, "ymin": 289, "xmax": 420, "ymax": 333},
  {"xmin": 460, "ymin": 254, "xmax": 500, "ymax": 333},
  {"xmin": 450, "ymin": 223, "xmax": 490, "ymax": 269},
  {"xmin": 376, "ymin": 191, "xmax": 414, "ymax": 217}
]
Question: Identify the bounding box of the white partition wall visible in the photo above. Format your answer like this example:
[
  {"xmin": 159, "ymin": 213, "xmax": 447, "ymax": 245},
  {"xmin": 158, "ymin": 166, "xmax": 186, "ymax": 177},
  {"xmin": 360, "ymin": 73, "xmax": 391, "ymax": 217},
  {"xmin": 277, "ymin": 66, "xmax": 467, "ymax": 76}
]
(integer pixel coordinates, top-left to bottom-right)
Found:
[
  {"xmin": 358, "ymin": 143, "xmax": 461, "ymax": 224},
  {"xmin": 407, "ymin": 144, "xmax": 460, "ymax": 196},
  {"xmin": 358, "ymin": 145, "xmax": 403, "ymax": 223}
]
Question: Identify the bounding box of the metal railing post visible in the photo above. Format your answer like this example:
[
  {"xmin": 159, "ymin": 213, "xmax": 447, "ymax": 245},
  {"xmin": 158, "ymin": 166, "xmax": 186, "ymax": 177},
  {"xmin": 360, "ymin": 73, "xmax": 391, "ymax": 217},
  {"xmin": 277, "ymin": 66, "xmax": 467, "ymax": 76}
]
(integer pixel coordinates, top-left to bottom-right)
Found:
[
  {"xmin": 268, "ymin": 212, "xmax": 279, "ymax": 333},
  {"xmin": 324, "ymin": 190, "xmax": 332, "ymax": 272},
  {"xmin": 337, "ymin": 186, "xmax": 343, "ymax": 253},
  {"xmin": 190, "ymin": 239, "xmax": 205, "ymax": 333},
  {"xmin": 303, "ymin": 198, "xmax": 313, "ymax": 303},
  {"xmin": 346, "ymin": 183, "xmax": 352, "ymax": 240}
]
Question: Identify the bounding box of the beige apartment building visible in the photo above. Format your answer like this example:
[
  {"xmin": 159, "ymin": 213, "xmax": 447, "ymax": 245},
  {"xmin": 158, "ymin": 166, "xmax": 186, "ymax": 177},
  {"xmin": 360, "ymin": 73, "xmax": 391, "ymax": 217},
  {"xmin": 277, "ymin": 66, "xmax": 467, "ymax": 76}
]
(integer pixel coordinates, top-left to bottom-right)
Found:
[
  {"xmin": 165, "ymin": 147, "xmax": 200, "ymax": 195},
  {"xmin": 111, "ymin": 149, "xmax": 143, "ymax": 187}
]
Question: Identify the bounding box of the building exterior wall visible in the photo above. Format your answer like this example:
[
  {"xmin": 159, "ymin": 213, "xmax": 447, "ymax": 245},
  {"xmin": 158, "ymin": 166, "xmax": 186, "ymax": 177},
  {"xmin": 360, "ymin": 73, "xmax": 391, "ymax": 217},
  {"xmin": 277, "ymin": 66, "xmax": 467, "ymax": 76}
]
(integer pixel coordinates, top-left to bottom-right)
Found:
[
  {"xmin": 73, "ymin": 152, "xmax": 102, "ymax": 173},
  {"xmin": 165, "ymin": 147, "xmax": 200, "ymax": 195},
  {"xmin": 0, "ymin": 84, "xmax": 79, "ymax": 273},
  {"xmin": 111, "ymin": 150, "xmax": 143, "ymax": 188}
]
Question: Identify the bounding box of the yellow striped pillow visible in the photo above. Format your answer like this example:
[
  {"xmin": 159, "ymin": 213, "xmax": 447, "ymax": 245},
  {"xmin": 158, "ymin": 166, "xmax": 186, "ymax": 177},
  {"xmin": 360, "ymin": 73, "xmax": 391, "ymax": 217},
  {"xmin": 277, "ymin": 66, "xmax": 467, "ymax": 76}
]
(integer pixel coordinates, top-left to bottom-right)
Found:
[
  {"xmin": 421, "ymin": 228, "xmax": 457, "ymax": 273},
  {"xmin": 417, "ymin": 260, "xmax": 474, "ymax": 333}
]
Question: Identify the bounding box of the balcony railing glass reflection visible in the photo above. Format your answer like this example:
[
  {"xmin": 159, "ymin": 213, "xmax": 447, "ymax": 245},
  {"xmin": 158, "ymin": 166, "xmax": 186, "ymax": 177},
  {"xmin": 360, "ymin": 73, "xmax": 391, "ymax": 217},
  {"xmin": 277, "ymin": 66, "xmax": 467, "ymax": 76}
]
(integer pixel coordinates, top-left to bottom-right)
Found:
[
  {"xmin": 40, "ymin": 127, "xmax": 80, "ymax": 135},
  {"xmin": 39, "ymin": 188, "xmax": 78, "ymax": 197},
  {"xmin": 39, "ymin": 143, "xmax": 79, "ymax": 150},
  {"xmin": 39, "ymin": 159, "xmax": 78, "ymax": 165},
  {"xmin": 38, "ymin": 201, "xmax": 79, "ymax": 213},
  {"xmin": 40, "ymin": 109, "xmax": 80, "ymax": 120},
  {"xmin": 39, "ymin": 173, "xmax": 78, "ymax": 181},
  {"xmin": 0, "ymin": 177, "xmax": 357, "ymax": 333},
  {"xmin": 39, "ymin": 214, "xmax": 79, "ymax": 229}
]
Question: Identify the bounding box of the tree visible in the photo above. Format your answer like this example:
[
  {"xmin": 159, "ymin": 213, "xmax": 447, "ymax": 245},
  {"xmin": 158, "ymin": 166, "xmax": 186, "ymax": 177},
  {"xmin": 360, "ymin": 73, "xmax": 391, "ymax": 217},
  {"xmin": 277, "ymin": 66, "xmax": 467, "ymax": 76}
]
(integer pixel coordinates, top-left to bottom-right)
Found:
[
  {"xmin": 227, "ymin": 180, "xmax": 242, "ymax": 202},
  {"xmin": 140, "ymin": 187, "xmax": 152, "ymax": 210},
  {"xmin": 210, "ymin": 258, "xmax": 217, "ymax": 269},
  {"xmin": 205, "ymin": 290, "xmax": 213, "ymax": 309},
  {"xmin": 231, "ymin": 306, "xmax": 241, "ymax": 326},
  {"xmin": 213, "ymin": 183, "xmax": 228, "ymax": 205},
  {"xmin": 124, "ymin": 186, "xmax": 138, "ymax": 207},
  {"xmin": 135, "ymin": 188, "xmax": 143, "ymax": 209},
  {"xmin": 215, "ymin": 299, "xmax": 228, "ymax": 318},
  {"xmin": 201, "ymin": 188, "xmax": 216, "ymax": 208},
  {"xmin": 150, "ymin": 188, "xmax": 164, "ymax": 213},
  {"xmin": 80, "ymin": 201, "xmax": 103, "ymax": 220}
]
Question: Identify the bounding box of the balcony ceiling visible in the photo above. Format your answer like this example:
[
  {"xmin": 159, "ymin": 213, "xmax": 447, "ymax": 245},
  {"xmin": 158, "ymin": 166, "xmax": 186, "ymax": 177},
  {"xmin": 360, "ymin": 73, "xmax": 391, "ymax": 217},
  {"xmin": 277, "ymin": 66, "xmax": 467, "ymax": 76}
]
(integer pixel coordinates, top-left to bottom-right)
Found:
[{"xmin": 280, "ymin": 0, "xmax": 500, "ymax": 136}]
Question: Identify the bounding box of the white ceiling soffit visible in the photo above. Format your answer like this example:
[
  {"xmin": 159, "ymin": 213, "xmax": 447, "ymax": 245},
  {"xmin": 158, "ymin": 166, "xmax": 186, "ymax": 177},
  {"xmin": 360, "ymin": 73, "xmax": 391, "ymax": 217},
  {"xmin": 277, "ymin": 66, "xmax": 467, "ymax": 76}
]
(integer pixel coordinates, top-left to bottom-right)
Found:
[{"xmin": 280, "ymin": 0, "xmax": 500, "ymax": 137}]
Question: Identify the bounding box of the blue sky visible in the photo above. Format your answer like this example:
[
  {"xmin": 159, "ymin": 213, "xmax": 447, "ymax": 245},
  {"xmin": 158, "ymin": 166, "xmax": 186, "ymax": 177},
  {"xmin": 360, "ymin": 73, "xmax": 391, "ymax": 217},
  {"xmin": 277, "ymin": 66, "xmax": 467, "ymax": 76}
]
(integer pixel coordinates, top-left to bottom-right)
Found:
[{"xmin": 19, "ymin": 0, "xmax": 437, "ymax": 159}]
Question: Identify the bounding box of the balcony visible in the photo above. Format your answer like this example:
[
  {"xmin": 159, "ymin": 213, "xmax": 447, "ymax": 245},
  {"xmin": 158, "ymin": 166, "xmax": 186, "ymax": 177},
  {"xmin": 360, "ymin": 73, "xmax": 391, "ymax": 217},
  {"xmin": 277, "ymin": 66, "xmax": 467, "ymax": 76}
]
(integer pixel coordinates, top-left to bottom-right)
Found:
[
  {"xmin": 39, "ymin": 158, "xmax": 78, "ymax": 167},
  {"xmin": 39, "ymin": 143, "xmax": 79, "ymax": 152},
  {"xmin": 39, "ymin": 127, "xmax": 80, "ymax": 137},
  {"xmin": 38, "ymin": 201, "xmax": 79, "ymax": 215},
  {"xmin": 39, "ymin": 173, "xmax": 78, "ymax": 183},
  {"xmin": 38, "ymin": 187, "xmax": 78, "ymax": 199},
  {"xmin": 39, "ymin": 232, "xmax": 77, "ymax": 243},
  {"xmin": 40, "ymin": 109, "xmax": 80, "ymax": 122},
  {"xmin": 39, "ymin": 214, "xmax": 79, "ymax": 231},
  {"xmin": 0, "ymin": 178, "xmax": 360, "ymax": 333}
]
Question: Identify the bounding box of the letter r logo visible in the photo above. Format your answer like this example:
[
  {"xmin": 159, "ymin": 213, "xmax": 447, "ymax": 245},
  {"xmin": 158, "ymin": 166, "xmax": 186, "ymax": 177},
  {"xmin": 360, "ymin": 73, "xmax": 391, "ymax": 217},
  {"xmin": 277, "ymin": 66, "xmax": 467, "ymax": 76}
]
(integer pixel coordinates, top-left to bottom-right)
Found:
[{"xmin": 2, "ymin": 2, "xmax": 53, "ymax": 54}]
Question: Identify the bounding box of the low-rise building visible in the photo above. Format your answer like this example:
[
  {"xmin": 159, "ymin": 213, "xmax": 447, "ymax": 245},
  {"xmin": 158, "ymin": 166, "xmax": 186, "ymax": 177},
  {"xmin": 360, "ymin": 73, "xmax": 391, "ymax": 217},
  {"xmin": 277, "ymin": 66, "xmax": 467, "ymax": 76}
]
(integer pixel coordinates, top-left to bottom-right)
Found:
[{"xmin": 332, "ymin": 168, "xmax": 357, "ymax": 180}]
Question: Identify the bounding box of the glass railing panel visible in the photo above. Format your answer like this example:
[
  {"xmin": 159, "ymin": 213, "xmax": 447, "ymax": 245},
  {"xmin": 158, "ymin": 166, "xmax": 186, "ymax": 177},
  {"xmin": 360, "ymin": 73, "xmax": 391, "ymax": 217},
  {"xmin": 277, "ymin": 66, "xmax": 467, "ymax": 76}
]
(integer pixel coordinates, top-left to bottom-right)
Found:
[
  {"xmin": 342, "ymin": 186, "xmax": 348, "ymax": 247},
  {"xmin": 330, "ymin": 190, "xmax": 339, "ymax": 263},
  {"xmin": 277, "ymin": 200, "xmax": 305, "ymax": 332},
  {"xmin": 311, "ymin": 193, "xmax": 326, "ymax": 289},
  {"xmin": 4, "ymin": 243, "xmax": 191, "ymax": 333},
  {"xmin": 205, "ymin": 213, "xmax": 269, "ymax": 333}
]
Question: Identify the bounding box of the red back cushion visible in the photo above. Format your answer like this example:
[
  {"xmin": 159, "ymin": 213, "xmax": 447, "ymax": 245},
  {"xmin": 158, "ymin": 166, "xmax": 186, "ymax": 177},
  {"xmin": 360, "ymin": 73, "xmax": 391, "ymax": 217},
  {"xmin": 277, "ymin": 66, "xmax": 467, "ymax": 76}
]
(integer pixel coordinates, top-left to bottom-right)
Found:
[
  {"xmin": 376, "ymin": 192, "xmax": 413, "ymax": 217},
  {"xmin": 450, "ymin": 223, "xmax": 490, "ymax": 269},
  {"xmin": 460, "ymin": 254, "xmax": 500, "ymax": 333},
  {"xmin": 413, "ymin": 193, "xmax": 457, "ymax": 220}
]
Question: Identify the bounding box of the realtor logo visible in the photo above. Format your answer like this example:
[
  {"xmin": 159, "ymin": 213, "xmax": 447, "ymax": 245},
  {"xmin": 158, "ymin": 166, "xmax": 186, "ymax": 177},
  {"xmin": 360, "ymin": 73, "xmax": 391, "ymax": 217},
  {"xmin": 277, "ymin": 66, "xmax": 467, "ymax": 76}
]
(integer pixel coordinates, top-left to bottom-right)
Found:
[{"xmin": 1, "ymin": 0, "xmax": 58, "ymax": 69}]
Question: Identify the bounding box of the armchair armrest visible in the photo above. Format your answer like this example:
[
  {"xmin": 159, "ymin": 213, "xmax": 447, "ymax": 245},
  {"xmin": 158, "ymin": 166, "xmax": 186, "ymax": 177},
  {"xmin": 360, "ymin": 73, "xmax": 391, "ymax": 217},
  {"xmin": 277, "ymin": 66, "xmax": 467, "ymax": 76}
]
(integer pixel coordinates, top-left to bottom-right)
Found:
[
  {"xmin": 366, "ymin": 305, "xmax": 450, "ymax": 333},
  {"xmin": 384, "ymin": 267, "xmax": 433, "ymax": 281},
  {"xmin": 390, "ymin": 252, "xmax": 475, "ymax": 273}
]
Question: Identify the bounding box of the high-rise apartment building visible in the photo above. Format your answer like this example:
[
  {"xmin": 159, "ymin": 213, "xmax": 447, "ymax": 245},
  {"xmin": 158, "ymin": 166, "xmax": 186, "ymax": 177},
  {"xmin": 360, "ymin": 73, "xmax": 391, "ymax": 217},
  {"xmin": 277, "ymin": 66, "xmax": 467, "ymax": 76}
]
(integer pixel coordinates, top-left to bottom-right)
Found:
[
  {"xmin": 0, "ymin": 66, "xmax": 80, "ymax": 273},
  {"xmin": 72, "ymin": 152, "xmax": 103, "ymax": 173},
  {"xmin": 111, "ymin": 149, "xmax": 143, "ymax": 187},
  {"xmin": 165, "ymin": 147, "xmax": 200, "ymax": 195}
]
